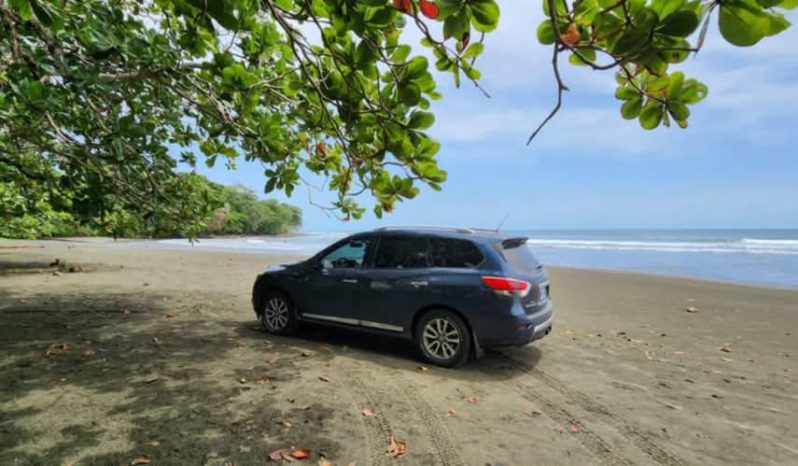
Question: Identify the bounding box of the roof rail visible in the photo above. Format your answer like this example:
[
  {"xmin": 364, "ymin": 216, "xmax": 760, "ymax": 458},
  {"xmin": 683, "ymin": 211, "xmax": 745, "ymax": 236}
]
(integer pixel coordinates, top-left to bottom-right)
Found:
[{"xmin": 375, "ymin": 226, "xmax": 475, "ymax": 234}]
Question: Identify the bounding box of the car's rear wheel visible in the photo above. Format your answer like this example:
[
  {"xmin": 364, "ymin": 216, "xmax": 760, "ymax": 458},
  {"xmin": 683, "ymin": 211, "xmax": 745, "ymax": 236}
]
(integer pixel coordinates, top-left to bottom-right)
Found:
[
  {"xmin": 260, "ymin": 291, "xmax": 298, "ymax": 335},
  {"xmin": 416, "ymin": 310, "xmax": 471, "ymax": 368}
]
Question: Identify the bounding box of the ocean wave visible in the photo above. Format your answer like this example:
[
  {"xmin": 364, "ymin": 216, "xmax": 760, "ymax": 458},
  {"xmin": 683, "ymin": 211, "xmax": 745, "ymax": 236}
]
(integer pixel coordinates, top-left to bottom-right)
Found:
[{"xmin": 526, "ymin": 238, "xmax": 798, "ymax": 255}]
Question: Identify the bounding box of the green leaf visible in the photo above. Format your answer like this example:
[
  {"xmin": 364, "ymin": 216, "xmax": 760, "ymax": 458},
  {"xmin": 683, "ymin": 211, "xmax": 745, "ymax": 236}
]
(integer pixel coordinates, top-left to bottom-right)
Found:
[
  {"xmin": 404, "ymin": 56, "xmax": 429, "ymax": 79},
  {"xmin": 391, "ymin": 44, "xmax": 412, "ymax": 62},
  {"xmin": 780, "ymin": 0, "xmax": 798, "ymax": 8},
  {"xmin": 667, "ymin": 71, "xmax": 685, "ymax": 98},
  {"xmin": 568, "ymin": 48, "xmax": 596, "ymax": 65},
  {"xmin": 360, "ymin": 0, "xmax": 388, "ymax": 5},
  {"xmin": 657, "ymin": 10, "xmax": 699, "ymax": 37},
  {"xmin": 9, "ymin": 0, "xmax": 33, "ymax": 20},
  {"xmin": 408, "ymin": 111, "xmax": 435, "ymax": 129},
  {"xmin": 355, "ymin": 40, "xmax": 376, "ymax": 66},
  {"xmin": 206, "ymin": 0, "xmax": 239, "ymax": 30},
  {"xmin": 621, "ymin": 96, "xmax": 644, "ymax": 119},
  {"xmin": 443, "ymin": 10, "xmax": 468, "ymax": 39},
  {"xmin": 639, "ymin": 102, "xmax": 664, "ymax": 129},
  {"xmin": 470, "ymin": 0, "xmax": 500, "ymax": 32},
  {"xmin": 615, "ymin": 86, "xmax": 639, "ymax": 100},
  {"xmin": 398, "ymin": 82, "xmax": 421, "ymax": 105},
  {"xmin": 719, "ymin": 0, "xmax": 790, "ymax": 46},
  {"xmin": 651, "ymin": 0, "xmax": 686, "ymax": 20},
  {"xmin": 668, "ymin": 101, "xmax": 690, "ymax": 121},
  {"xmin": 462, "ymin": 42, "xmax": 484, "ymax": 59},
  {"xmin": 537, "ymin": 21, "xmax": 556, "ymax": 45},
  {"xmin": 679, "ymin": 79, "xmax": 708, "ymax": 103}
]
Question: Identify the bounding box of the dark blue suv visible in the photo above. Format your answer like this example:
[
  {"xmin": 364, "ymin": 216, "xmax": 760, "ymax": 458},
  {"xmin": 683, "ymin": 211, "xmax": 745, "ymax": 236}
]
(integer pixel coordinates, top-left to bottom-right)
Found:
[{"xmin": 251, "ymin": 227, "xmax": 553, "ymax": 367}]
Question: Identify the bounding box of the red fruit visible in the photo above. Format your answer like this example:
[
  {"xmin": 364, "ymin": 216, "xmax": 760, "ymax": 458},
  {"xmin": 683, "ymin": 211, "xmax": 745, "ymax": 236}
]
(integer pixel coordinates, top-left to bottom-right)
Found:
[
  {"xmin": 315, "ymin": 143, "xmax": 325, "ymax": 155},
  {"xmin": 392, "ymin": 0, "xmax": 413, "ymax": 13},
  {"xmin": 419, "ymin": 0, "xmax": 439, "ymax": 19}
]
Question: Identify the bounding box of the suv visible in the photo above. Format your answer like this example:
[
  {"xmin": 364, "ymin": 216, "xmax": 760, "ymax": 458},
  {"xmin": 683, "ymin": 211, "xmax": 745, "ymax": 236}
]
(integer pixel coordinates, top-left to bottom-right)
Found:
[{"xmin": 251, "ymin": 227, "xmax": 553, "ymax": 367}]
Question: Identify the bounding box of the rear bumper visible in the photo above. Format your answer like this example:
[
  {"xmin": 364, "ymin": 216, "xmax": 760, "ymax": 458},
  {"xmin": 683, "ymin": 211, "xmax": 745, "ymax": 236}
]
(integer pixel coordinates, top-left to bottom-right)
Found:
[{"xmin": 476, "ymin": 300, "xmax": 554, "ymax": 347}]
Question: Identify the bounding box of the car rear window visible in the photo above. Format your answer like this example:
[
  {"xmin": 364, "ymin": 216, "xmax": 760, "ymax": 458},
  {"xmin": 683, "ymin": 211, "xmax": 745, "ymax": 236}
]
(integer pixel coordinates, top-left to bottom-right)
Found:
[
  {"xmin": 430, "ymin": 238, "xmax": 483, "ymax": 268},
  {"xmin": 499, "ymin": 239, "xmax": 541, "ymax": 272},
  {"xmin": 373, "ymin": 236, "xmax": 429, "ymax": 269}
]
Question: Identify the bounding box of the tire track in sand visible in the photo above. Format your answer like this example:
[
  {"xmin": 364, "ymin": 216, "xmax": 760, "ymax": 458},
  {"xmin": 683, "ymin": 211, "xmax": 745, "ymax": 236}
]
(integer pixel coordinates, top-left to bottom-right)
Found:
[{"xmin": 495, "ymin": 351, "xmax": 684, "ymax": 466}]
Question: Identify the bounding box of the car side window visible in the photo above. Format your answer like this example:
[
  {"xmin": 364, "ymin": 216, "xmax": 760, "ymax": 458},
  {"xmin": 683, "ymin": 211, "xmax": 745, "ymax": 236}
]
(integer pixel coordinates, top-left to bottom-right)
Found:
[
  {"xmin": 321, "ymin": 238, "xmax": 371, "ymax": 269},
  {"xmin": 430, "ymin": 238, "xmax": 483, "ymax": 268},
  {"xmin": 373, "ymin": 236, "xmax": 430, "ymax": 269}
]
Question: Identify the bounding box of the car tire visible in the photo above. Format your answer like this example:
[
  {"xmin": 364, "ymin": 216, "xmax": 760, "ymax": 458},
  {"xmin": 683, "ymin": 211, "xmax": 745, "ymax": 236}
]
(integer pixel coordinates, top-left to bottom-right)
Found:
[
  {"xmin": 415, "ymin": 309, "xmax": 472, "ymax": 368},
  {"xmin": 259, "ymin": 291, "xmax": 298, "ymax": 335}
]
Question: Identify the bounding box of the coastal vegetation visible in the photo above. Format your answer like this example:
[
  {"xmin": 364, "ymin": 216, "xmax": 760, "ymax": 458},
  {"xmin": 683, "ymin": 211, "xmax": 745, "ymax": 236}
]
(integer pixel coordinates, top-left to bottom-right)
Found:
[
  {"xmin": 0, "ymin": 0, "xmax": 794, "ymax": 232},
  {"xmin": 0, "ymin": 169, "xmax": 301, "ymax": 239}
]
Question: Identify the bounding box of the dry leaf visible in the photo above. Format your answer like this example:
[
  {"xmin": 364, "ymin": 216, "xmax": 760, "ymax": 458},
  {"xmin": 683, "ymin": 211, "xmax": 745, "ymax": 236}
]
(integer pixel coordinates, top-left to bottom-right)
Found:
[
  {"xmin": 362, "ymin": 407, "xmax": 374, "ymax": 417},
  {"xmin": 301, "ymin": 351, "xmax": 311, "ymax": 357},
  {"xmin": 281, "ymin": 420, "xmax": 293, "ymax": 428},
  {"xmin": 387, "ymin": 434, "xmax": 407, "ymax": 458},
  {"xmin": 467, "ymin": 396, "xmax": 478, "ymax": 404},
  {"xmin": 83, "ymin": 349, "xmax": 95, "ymax": 356},
  {"xmin": 144, "ymin": 376, "xmax": 159, "ymax": 384},
  {"xmin": 561, "ymin": 23, "xmax": 581, "ymax": 46},
  {"xmin": 644, "ymin": 350, "xmax": 654, "ymax": 360},
  {"xmin": 291, "ymin": 448, "xmax": 311, "ymax": 459},
  {"xmin": 267, "ymin": 357, "xmax": 279, "ymax": 364},
  {"xmin": 318, "ymin": 458, "xmax": 333, "ymax": 466},
  {"xmin": 686, "ymin": 306, "xmax": 699, "ymax": 313},
  {"xmin": 524, "ymin": 410, "xmax": 542, "ymax": 417},
  {"xmin": 269, "ymin": 448, "xmax": 293, "ymax": 461},
  {"xmin": 147, "ymin": 440, "xmax": 160, "ymax": 447},
  {"xmin": 130, "ymin": 457, "xmax": 151, "ymax": 465},
  {"xmin": 318, "ymin": 375, "xmax": 330, "ymax": 382},
  {"xmin": 258, "ymin": 376, "xmax": 271, "ymax": 385},
  {"xmin": 142, "ymin": 282, "xmax": 150, "ymax": 287},
  {"xmin": 46, "ymin": 343, "xmax": 69, "ymax": 356},
  {"xmin": 239, "ymin": 378, "xmax": 248, "ymax": 384},
  {"xmin": 418, "ymin": 365, "xmax": 429, "ymax": 372},
  {"xmin": 446, "ymin": 409, "xmax": 456, "ymax": 417},
  {"xmin": 165, "ymin": 313, "xmax": 175, "ymax": 319},
  {"xmin": 123, "ymin": 309, "xmax": 130, "ymax": 315},
  {"xmin": 299, "ymin": 405, "xmax": 312, "ymax": 411},
  {"xmin": 569, "ymin": 423, "xmax": 579, "ymax": 433}
]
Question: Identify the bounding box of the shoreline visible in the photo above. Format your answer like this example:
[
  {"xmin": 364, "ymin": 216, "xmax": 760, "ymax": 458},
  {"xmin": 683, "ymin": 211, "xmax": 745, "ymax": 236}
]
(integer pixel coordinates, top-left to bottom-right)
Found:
[{"xmin": 7, "ymin": 236, "xmax": 795, "ymax": 292}]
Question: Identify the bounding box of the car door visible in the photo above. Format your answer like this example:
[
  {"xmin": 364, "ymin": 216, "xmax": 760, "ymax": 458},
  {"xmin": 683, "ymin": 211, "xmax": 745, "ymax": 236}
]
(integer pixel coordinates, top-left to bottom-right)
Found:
[
  {"xmin": 297, "ymin": 236, "xmax": 375, "ymax": 327},
  {"xmin": 358, "ymin": 234, "xmax": 434, "ymax": 335}
]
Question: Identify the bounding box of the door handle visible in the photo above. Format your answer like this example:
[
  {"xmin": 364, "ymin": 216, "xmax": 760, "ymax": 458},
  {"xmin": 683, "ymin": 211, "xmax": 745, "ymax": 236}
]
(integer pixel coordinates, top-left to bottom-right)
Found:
[
  {"xmin": 341, "ymin": 279, "xmax": 358, "ymax": 284},
  {"xmin": 410, "ymin": 281, "xmax": 428, "ymax": 288}
]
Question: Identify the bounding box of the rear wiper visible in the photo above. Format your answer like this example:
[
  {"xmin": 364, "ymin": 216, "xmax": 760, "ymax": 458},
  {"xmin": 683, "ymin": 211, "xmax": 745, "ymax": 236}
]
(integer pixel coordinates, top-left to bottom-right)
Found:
[{"xmin": 501, "ymin": 237, "xmax": 529, "ymax": 249}]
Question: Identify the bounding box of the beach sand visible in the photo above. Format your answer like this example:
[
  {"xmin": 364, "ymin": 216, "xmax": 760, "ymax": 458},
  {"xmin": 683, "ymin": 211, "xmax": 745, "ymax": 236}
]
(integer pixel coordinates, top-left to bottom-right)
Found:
[{"xmin": 1, "ymin": 238, "xmax": 796, "ymax": 465}]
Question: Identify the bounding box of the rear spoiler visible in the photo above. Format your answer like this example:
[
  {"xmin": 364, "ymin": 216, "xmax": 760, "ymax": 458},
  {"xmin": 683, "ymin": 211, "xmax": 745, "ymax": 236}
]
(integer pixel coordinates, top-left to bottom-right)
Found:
[{"xmin": 500, "ymin": 237, "xmax": 529, "ymax": 248}]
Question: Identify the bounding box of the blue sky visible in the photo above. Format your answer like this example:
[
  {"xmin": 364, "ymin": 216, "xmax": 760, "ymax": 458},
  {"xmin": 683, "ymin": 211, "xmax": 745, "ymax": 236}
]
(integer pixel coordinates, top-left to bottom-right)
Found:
[{"xmin": 195, "ymin": 2, "xmax": 798, "ymax": 231}]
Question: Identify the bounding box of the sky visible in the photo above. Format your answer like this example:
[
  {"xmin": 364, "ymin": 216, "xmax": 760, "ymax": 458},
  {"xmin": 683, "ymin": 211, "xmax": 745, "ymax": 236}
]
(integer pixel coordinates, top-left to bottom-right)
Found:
[{"xmin": 194, "ymin": 2, "xmax": 798, "ymax": 232}]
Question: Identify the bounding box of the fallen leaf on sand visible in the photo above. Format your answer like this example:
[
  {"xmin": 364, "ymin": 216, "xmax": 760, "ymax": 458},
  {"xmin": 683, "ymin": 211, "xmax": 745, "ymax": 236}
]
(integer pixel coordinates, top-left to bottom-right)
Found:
[
  {"xmin": 467, "ymin": 396, "xmax": 478, "ymax": 404},
  {"xmin": 524, "ymin": 410, "xmax": 542, "ymax": 417},
  {"xmin": 362, "ymin": 407, "xmax": 374, "ymax": 417},
  {"xmin": 147, "ymin": 440, "xmax": 160, "ymax": 447},
  {"xmin": 721, "ymin": 357, "xmax": 733, "ymax": 362},
  {"xmin": 269, "ymin": 448, "xmax": 292, "ymax": 461},
  {"xmin": 258, "ymin": 376, "xmax": 271, "ymax": 385},
  {"xmin": 318, "ymin": 375, "xmax": 330, "ymax": 382},
  {"xmin": 686, "ymin": 306, "xmax": 699, "ymax": 313},
  {"xmin": 130, "ymin": 456, "xmax": 151, "ymax": 465},
  {"xmin": 318, "ymin": 457, "xmax": 333, "ymax": 466},
  {"xmin": 301, "ymin": 351, "xmax": 311, "ymax": 357},
  {"xmin": 299, "ymin": 405, "xmax": 312, "ymax": 411},
  {"xmin": 83, "ymin": 349, "xmax": 95, "ymax": 356},
  {"xmin": 564, "ymin": 329, "xmax": 574, "ymax": 336},
  {"xmin": 446, "ymin": 409, "xmax": 456, "ymax": 417},
  {"xmin": 291, "ymin": 448, "xmax": 311, "ymax": 459},
  {"xmin": 144, "ymin": 376, "xmax": 159, "ymax": 384},
  {"xmin": 267, "ymin": 357, "xmax": 279, "ymax": 364},
  {"xmin": 165, "ymin": 313, "xmax": 175, "ymax": 319},
  {"xmin": 418, "ymin": 365, "xmax": 429, "ymax": 372},
  {"xmin": 46, "ymin": 343, "xmax": 70, "ymax": 356},
  {"xmin": 387, "ymin": 434, "xmax": 407, "ymax": 457},
  {"xmin": 719, "ymin": 344, "xmax": 733, "ymax": 353},
  {"xmin": 569, "ymin": 423, "xmax": 580, "ymax": 433},
  {"xmin": 123, "ymin": 309, "xmax": 130, "ymax": 315},
  {"xmin": 280, "ymin": 420, "xmax": 293, "ymax": 428},
  {"xmin": 143, "ymin": 282, "xmax": 150, "ymax": 287},
  {"xmin": 644, "ymin": 350, "xmax": 655, "ymax": 360}
]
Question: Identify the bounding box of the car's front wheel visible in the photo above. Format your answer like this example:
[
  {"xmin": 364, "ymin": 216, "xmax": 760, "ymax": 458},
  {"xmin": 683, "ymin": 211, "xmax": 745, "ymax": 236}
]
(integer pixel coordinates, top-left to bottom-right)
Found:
[
  {"xmin": 416, "ymin": 310, "xmax": 472, "ymax": 368},
  {"xmin": 259, "ymin": 291, "xmax": 298, "ymax": 335}
]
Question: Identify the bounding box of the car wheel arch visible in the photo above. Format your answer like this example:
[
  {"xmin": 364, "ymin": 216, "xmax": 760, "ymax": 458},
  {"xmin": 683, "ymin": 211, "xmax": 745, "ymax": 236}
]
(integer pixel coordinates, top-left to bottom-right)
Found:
[
  {"xmin": 411, "ymin": 304, "xmax": 474, "ymax": 341},
  {"xmin": 256, "ymin": 286, "xmax": 293, "ymax": 315}
]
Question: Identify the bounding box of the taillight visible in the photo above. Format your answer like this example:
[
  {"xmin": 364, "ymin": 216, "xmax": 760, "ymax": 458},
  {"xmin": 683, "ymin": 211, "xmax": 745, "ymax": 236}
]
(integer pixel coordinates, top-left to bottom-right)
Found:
[{"xmin": 481, "ymin": 276, "xmax": 531, "ymax": 297}]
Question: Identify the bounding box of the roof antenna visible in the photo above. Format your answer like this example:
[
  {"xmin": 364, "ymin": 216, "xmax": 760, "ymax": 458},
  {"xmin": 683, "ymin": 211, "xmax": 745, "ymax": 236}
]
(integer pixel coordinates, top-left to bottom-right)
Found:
[{"xmin": 495, "ymin": 212, "xmax": 510, "ymax": 232}]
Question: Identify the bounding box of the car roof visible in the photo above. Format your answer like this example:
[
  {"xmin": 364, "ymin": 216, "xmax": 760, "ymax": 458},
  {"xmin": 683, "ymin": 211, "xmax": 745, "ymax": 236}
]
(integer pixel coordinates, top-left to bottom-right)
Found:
[{"xmin": 367, "ymin": 226, "xmax": 511, "ymax": 243}]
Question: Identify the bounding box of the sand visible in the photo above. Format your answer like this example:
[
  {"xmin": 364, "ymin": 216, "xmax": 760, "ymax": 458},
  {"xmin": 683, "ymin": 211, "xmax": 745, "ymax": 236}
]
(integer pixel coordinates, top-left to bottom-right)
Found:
[{"xmin": 1, "ymin": 237, "xmax": 796, "ymax": 465}]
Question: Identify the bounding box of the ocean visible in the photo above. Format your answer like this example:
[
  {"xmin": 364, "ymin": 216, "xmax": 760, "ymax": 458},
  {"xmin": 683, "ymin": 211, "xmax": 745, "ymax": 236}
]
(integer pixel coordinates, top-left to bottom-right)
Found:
[{"xmin": 148, "ymin": 229, "xmax": 798, "ymax": 289}]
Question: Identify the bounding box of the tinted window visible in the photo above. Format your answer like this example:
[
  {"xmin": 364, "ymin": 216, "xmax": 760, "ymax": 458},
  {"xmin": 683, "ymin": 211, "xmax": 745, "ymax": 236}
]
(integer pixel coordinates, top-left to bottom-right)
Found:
[
  {"xmin": 321, "ymin": 238, "xmax": 371, "ymax": 269},
  {"xmin": 501, "ymin": 243, "xmax": 541, "ymax": 272},
  {"xmin": 430, "ymin": 238, "xmax": 483, "ymax": 268},
  {"xmin": 374, "ymin": 236, "xmax": 429, "ymax": 269}
]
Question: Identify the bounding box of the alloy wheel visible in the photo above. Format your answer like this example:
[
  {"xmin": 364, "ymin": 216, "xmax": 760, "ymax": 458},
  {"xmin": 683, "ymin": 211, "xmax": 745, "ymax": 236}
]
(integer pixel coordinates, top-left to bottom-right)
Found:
[
  {"xmin": 263, "ymin": 297, "xmax": 289, "ymax": 330},
  {"xmin": 422, "ymin": 317, "xmax": 462, "ymax": 360}
]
